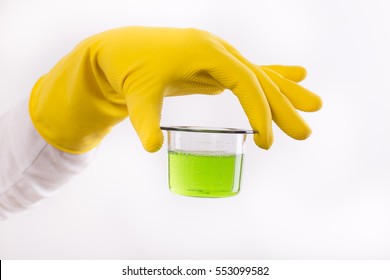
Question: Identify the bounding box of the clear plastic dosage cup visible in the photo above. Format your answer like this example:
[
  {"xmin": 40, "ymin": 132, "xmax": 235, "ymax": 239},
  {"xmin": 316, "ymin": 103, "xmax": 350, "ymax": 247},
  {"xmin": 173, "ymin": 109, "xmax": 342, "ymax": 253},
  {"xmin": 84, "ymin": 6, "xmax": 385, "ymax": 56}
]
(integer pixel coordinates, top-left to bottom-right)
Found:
[{"xmin": 161, "ymin": 126, "xmax": 255, "ymax": 198}]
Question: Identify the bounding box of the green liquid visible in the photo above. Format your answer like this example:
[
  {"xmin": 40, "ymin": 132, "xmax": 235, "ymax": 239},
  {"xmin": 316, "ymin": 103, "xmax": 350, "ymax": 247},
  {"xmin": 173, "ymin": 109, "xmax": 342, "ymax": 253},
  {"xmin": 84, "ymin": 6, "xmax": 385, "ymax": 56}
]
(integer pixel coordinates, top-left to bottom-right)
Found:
[{"xmin": 168, "ymin": 151, "xmax": 244, "ymax": 198}]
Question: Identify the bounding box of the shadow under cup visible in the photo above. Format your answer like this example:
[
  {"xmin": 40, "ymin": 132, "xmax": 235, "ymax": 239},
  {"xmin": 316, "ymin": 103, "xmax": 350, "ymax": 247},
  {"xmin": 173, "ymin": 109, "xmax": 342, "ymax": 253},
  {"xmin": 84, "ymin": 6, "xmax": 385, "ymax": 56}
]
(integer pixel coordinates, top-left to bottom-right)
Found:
[{"xmin": 161, "ymin": 126, "xmax": 255, "ymax": 198}]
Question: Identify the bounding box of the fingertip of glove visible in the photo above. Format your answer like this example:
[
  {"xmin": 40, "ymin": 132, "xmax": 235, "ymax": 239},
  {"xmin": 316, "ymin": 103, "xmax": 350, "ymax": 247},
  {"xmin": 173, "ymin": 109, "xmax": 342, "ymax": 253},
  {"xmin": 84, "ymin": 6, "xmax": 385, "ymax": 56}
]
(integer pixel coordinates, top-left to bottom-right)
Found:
[
  {"xmin": 303, "ymin": 96, "xmax": 323, "ymax": 112},
  {"xmin": 293, "ymin": 127, "xmax": 312, "ymax": 140},
  {"xmin": 141, "ymin": 130, "xmax": 164, "ymax": 153},
  {"xmin": 314, "ymin": 96, "xmax": 323, "ymax": 111},
  {"xmin": 254, "ymin": 132, "xmax": 273, "ymax": 150},
  {"xmin": 288, "ymin": 65, "xmax": 307, "ymax": 82}
]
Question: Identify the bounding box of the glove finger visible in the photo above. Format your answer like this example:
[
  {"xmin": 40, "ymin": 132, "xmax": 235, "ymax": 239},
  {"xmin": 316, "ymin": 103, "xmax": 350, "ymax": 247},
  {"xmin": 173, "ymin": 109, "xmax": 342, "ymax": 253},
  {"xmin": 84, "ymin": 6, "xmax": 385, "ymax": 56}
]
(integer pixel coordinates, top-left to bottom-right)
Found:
[
  {"xmin": 217, "ymin": 38, "xmax": 312, "ymax": 140},
  {"xmin": 262, "ymin": 67, "xmax": 323, "ymax": 112},
  {"xmin": 206, "ymin": 51, "xmax": 273, "ymax": 149},
  {"xmin": 254, "ymin": 67, "xmax": 312, "ymax": 140},
  {"xmin": 125, "ymin": 81, "xmax": 164, "ymax": 153},
  {"xmin": 261, "ymin": 65, "xmax": 307, "ymax": 82}
]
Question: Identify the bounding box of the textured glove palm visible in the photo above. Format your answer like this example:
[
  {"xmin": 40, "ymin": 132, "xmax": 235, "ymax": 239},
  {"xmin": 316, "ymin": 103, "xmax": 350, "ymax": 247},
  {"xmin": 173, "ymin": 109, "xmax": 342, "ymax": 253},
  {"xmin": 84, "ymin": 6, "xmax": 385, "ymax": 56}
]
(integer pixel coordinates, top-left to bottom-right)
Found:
[{"xmin": 30, "ymin": 26, "xmax": 322, "ymax": 153}]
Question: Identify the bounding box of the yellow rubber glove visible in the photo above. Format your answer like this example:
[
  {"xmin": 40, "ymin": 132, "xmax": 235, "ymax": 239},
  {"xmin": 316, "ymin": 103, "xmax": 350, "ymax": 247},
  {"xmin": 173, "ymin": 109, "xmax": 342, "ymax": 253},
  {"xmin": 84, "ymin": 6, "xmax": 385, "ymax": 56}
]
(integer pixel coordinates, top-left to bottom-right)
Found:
[{"xmin": 29, "ymin": 26, "xmax": 322, "ymax": 154}]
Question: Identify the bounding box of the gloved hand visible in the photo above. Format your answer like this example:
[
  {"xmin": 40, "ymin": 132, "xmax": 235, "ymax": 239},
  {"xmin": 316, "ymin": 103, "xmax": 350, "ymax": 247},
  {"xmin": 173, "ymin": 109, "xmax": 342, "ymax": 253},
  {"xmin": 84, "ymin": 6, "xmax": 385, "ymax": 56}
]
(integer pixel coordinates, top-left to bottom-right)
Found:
[{"xmin": 30, "ymin": 26, "xmax": 322, "ymax": 153}]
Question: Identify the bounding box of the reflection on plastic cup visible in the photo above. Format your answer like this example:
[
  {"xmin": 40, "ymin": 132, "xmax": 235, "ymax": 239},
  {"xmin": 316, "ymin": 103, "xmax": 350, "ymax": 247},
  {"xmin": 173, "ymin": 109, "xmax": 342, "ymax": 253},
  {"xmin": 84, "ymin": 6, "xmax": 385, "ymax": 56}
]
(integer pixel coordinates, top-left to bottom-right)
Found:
[{"xmin": 161, "ymin": 126, "xmax": 255, "ymax": 198}]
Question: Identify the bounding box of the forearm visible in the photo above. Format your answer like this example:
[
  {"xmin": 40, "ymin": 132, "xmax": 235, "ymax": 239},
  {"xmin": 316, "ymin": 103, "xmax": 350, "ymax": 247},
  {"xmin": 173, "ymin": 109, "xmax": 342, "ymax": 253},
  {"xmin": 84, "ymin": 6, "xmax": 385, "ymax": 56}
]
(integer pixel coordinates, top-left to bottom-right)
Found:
[{"xmin": 0, "ymin": 100, "xmax": 96, "ymax": 220}]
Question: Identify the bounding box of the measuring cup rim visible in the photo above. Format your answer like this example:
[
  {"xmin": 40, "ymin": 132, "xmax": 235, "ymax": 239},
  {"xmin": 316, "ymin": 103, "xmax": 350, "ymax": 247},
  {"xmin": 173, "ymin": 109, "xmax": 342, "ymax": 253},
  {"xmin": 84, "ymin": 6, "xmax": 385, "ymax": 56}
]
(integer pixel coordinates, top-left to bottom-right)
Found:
[{"xmin": 160, "ymin": 126, "xmax": 256, "ymax": 134}]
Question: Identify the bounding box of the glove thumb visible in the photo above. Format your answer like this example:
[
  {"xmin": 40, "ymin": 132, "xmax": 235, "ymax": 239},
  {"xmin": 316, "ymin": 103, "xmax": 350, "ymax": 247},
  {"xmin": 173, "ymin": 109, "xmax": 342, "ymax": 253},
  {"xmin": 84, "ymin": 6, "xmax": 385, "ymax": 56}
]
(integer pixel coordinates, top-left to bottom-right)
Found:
[{"xmin": 125, "ymin": 81, "xmax": 164, "ymax": 153}]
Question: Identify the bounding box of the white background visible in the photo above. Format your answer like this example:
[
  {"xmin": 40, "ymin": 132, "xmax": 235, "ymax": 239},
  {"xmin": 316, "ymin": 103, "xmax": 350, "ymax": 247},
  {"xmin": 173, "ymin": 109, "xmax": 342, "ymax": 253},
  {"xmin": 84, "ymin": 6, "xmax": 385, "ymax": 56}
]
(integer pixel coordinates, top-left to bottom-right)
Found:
[{"xmin": 0, "ymin": 0, "xmax": 389, "ymax": 259}]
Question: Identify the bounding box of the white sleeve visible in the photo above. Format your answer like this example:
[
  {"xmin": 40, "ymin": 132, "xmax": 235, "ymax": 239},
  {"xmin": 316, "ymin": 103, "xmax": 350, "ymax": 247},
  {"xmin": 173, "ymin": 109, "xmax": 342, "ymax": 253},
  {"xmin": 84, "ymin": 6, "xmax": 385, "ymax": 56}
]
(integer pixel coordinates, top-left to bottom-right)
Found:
[{"xmin": 0, "ymin": 100, "xmax": 96, "ymax": 220}]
